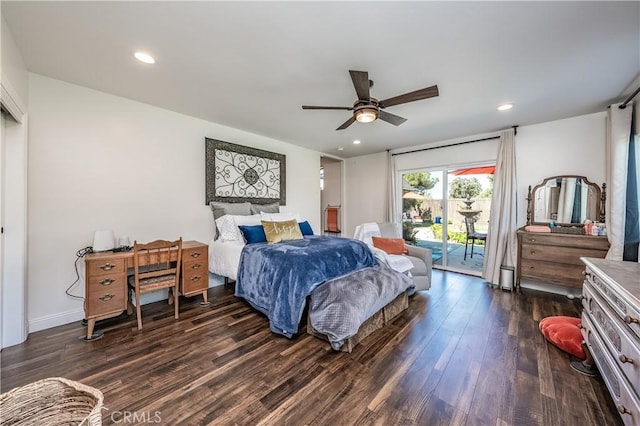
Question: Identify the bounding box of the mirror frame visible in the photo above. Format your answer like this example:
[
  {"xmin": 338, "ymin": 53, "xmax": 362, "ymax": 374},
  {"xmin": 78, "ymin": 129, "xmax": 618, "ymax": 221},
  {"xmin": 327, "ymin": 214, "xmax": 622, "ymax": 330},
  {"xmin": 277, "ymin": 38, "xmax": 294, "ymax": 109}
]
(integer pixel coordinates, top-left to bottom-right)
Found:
[{"xmin": 526, "ymin": 175, "xmax": 606, "ymax": 226}]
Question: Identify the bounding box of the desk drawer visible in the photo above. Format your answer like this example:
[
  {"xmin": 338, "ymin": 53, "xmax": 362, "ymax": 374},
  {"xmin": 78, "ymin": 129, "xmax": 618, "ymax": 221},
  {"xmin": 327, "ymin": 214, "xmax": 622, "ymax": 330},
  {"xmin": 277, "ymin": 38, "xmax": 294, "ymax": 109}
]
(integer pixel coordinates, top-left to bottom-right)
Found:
[
  {"xmin": 87, "ymin": 285, "xmax": 126, "ymax": 317},
  {"xmin": 87, "ymin": 274, "xmax": 126, "ymax": 294},
  {"xmin": 87, "ymin": 258, "xmax": 125, "ymax": 276},
  {"xmin": 183, "ymin": 246, "xmax": 207, "ymax": 262},
  {"xmin": 182, "ymin": 263, "xmax": 207, "ymax": 295}
]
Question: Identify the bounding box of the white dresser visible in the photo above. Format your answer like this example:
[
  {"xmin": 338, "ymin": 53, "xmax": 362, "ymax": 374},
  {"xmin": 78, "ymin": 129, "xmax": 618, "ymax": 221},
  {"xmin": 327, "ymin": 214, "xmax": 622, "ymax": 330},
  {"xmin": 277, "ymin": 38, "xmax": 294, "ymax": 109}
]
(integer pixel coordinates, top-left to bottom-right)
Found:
[{"xmin": 581, "ymin": 257, "xmax": 640, "ymax": 426}]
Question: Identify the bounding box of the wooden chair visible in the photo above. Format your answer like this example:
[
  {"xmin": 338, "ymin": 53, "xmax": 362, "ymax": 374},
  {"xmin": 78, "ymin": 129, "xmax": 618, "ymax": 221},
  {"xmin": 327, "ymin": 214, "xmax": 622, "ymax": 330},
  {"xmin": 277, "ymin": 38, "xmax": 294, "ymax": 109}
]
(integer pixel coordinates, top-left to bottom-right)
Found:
[
  {"xmin": 128, "ymin": 238, "xmax": 182, "ymax": 330},
  {"xmin": 464, "ymin": 217, "xmax": 487, "ymax": 260},
  {"xmin": 324, "ymin": 205, "xmax": 341, "ymax": 236}
]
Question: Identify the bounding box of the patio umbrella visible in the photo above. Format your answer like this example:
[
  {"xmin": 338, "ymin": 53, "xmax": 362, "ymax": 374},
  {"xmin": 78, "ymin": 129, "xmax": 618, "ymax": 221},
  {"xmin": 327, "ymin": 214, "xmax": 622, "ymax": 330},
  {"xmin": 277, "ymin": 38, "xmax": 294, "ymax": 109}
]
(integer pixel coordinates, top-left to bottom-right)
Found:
[
  {"xmin": 451, "ymin": 166, "xmax": 495, "ymax": 175},
  {"xmin": 402, "ymin": 191, "xmax": 426, "ymax": 200}
]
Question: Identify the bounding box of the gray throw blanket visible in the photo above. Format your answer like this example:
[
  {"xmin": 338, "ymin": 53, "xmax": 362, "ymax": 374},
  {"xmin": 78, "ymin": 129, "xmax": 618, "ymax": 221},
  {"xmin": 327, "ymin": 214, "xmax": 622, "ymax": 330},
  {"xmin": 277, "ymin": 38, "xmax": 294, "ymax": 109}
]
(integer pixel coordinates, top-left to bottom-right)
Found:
[{"xmin": 309, "ymin": 265, "xmax": 414, "ymax": 351}]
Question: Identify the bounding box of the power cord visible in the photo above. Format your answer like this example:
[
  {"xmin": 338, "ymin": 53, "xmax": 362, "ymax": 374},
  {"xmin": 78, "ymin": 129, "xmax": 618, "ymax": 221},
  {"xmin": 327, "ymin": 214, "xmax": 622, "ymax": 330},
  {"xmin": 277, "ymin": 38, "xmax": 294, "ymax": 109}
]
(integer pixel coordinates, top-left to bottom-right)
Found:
[{"xmin": 66, "ymin": 246, "xmax": 93, "ymax": 300}]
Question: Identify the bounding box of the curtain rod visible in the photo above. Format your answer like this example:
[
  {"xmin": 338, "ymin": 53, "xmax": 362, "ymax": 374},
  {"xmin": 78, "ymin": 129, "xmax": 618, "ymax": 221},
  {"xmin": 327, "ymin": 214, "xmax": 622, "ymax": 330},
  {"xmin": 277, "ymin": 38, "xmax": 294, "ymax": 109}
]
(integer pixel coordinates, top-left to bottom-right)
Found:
[
  {"xmin": 391, "ymin": 136, "xmax": 499, "ymax": 156},
  {"xmin": 619, "ymin": 86, "xmax": 640, "ymax": 109},
  {"xmin": 391, "ymin": 126, "xmax": 517, "ymax": 157}
]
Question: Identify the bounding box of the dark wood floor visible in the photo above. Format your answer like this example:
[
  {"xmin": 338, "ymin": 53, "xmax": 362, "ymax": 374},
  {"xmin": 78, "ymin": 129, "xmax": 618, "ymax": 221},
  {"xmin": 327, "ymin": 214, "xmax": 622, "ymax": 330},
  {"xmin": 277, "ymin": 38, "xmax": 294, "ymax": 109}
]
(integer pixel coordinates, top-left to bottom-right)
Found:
[{"xmin": 1, "ymin": 271, "xmax": 622, "ymax": 425}]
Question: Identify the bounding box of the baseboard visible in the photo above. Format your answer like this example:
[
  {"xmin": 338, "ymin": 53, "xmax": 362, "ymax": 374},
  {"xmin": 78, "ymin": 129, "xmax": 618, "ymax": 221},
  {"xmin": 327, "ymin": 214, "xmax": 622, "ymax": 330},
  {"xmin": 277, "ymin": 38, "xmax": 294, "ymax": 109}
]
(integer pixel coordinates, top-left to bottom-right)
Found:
[
  {"xmin": 29, "ymin": 308, "xmax": 85, "ymax": 333},
  {"xmin": 28, "ymin": 274, "xmax": 225, "ymax": 333}
]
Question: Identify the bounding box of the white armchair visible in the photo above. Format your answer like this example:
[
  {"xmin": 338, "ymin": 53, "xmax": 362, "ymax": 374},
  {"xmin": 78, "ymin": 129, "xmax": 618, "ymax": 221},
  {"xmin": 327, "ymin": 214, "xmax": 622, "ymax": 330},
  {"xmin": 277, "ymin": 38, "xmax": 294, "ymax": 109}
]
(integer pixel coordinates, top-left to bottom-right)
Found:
[{"xmin": 355, "ymin": 222, "xmax": 432, "ymax": 291}]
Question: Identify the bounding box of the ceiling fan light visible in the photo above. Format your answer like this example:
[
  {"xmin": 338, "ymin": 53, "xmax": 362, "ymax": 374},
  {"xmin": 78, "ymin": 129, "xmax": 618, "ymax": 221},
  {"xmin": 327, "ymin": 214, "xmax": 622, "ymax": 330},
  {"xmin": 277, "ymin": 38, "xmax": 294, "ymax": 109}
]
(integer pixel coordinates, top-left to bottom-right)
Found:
[{"xmin": 355, "ymin": 107, "xmax": 378, "ymax": 123}]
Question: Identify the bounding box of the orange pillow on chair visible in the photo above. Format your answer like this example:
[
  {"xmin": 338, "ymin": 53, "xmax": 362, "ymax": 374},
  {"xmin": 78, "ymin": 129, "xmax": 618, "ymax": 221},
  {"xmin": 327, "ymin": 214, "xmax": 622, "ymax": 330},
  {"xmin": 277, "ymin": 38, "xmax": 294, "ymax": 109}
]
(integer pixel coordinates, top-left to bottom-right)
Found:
[
  {"xmin": 371, "ymin": 236, "xmax": 409, "ymax": 255},
  {"xmin": 539, "ymin": 316, "xmax": 585, "ymax": 359}
]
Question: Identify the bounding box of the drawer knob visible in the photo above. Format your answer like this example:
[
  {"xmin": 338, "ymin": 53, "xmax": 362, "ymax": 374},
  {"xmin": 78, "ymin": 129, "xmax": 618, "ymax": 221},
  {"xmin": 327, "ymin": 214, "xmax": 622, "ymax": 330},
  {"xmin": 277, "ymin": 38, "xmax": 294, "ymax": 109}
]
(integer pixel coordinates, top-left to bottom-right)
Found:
[
  {"xmin": 100, "ymin": 263, "xmax": 115, "ymax": 271},
  {"xmin": 617, "ymin": 405, "xmax": 631, "ymax": 415},
  {"xmin": 619, "ymin": 354, "xmax": 634, "ymax": 364},
  {"xmin": 191, "ymin": 276, "xmax": 201, "ymax": 282},
  {"xmin": 191, "ymin": 264, "xmax": 201, "ymax": 270},
  {"xmin": 530, "ymin": 250, "xmax": 536, "ymax": 255},
  {"xmin": 191, "ymin": 252, "xmax": 201, "ymax": 258},
  {"xmin": 99, "ymin": 294, "xmax": 114, "ymax": 302},
  {"xmin": 530, "ymin": 238, "xmax": 536, "ymax": 242},
  {"xmin": 99, "ymin": 278, "xmax": 114, "ymax": 286},
  {"xmin": 624, "ymin": 315, "xmax": 640, "ymax": 325}
]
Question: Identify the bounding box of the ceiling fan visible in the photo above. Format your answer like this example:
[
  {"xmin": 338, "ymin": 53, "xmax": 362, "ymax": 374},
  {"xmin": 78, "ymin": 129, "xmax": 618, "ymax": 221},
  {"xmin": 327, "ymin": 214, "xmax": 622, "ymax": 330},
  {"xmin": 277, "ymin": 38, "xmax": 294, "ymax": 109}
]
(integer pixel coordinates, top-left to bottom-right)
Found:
[{"xmin": 302, "ymin": 70, "xmax": 439, "ymax": 130}]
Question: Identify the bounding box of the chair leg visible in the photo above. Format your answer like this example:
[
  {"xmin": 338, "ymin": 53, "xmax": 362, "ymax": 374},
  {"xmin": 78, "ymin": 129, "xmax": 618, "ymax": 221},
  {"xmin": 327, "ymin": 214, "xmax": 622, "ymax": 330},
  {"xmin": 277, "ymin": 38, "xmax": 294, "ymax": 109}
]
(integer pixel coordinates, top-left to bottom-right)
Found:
[
  {"xmin": 464, "ymin": 239, "xmax": 469, "ymax": 260},
  {"xmin": 173, "ymin": 286, "xmax": 179, "ymax": 320},
  {"xmin": 126, "ymin": 287, "xmax": 133, "ymax": 315},
  {"xmin": 471, "ymin": 239, "xmax": 475, "ymax": 258},
  {"xmin": 135, "ymin": 290, "xmax": 143, "ymax": 330}
]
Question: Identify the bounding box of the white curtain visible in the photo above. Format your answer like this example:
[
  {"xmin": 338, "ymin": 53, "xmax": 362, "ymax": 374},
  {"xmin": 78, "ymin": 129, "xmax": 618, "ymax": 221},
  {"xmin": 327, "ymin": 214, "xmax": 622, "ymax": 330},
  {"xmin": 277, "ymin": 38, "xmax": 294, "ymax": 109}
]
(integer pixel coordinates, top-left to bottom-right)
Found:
[
  {"xmin": 385, "ymin": 150, "xmax": 398, "ymax": 223},
  {"xmin": 606, "ymin": 103, "xmax": 633, "ymax": 260},
  {"xmin": 483, "ymin": 129, "xmax": 518, "ymax": 285}
]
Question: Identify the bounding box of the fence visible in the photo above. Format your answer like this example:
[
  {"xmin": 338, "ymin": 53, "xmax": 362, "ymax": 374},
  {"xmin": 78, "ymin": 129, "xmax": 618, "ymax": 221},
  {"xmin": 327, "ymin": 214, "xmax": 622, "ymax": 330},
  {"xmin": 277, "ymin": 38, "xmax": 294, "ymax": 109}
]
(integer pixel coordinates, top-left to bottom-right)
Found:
[{"xmin": 412, "ymin": 198, "xmax": 492, "ymax": 231}]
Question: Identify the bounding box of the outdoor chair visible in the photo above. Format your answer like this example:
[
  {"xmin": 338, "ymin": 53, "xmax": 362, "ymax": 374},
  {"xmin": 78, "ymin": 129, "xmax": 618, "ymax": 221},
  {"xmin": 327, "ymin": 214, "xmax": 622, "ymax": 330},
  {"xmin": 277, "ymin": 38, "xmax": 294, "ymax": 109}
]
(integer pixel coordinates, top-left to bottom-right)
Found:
[{"xmin": 464, "ymin": 217, "xmax": 487, "ymax": 260}]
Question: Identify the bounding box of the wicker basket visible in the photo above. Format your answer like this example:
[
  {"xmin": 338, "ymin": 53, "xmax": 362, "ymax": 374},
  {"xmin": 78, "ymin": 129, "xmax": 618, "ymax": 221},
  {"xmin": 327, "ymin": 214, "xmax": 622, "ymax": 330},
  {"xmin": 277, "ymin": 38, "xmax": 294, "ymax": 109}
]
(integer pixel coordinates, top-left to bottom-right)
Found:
[{"xmin": 0, "ymin": 377, "xmax": 103, "ymax": 426}]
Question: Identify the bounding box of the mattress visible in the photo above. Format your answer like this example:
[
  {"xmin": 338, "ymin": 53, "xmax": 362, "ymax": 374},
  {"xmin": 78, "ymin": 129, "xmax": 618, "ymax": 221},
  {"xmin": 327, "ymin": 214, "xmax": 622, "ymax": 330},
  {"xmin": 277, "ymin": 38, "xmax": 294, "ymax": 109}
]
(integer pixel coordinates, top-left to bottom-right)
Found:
[{"xmin": 208, "ymin": 238, "xmax": 244, "ymax": 280}]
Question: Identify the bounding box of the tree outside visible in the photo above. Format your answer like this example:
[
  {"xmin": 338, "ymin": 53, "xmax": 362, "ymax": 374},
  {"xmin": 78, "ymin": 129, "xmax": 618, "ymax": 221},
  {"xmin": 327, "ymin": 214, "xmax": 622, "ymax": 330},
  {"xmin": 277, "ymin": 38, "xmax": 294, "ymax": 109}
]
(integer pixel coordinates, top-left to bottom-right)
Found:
[{"xmin": 449, "ymin": 177, "xmax": 482, "ymax": 199}]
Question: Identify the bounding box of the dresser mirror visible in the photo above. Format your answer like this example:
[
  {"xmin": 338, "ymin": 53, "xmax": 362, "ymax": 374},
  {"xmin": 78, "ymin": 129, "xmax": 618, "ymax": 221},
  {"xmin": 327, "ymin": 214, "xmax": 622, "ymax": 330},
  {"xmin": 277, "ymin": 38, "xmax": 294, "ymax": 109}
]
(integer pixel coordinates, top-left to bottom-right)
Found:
[{"xmin": 526, "ymin": 175, "xmax": 606, "ymax": 226}]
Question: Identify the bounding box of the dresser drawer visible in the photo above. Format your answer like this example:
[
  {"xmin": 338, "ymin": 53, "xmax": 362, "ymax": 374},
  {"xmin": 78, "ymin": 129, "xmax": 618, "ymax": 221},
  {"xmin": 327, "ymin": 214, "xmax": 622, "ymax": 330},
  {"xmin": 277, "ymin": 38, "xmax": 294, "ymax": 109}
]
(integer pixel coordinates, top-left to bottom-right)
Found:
[
  {"xmin": 583, "ymin": 313, "xmax": 640, "ymax": 426},
  {"xmin": 584, "ymin": 282, "xmax": 640, "ymax": 390},
  {"xmin": 520, "ymin": 259, "xmax": 584, "ymax": 287},
  {"xmin": 86, "ymin": 285, "xmax": 126, "ymax": 317},
  {"xmin": 182, "ymin": 264, "xmax": 207, "ymax": 295},
  {"xmin": 585, "ymin": 267, "xmax": 640, "ymax": 342},
  {"xmin": 521, "ymin": 243, "xmax": 607, "ymax": 265},
  {"xmin": 87, "ymin": 258, "xmax": 126, "ymax": 276},
  {"xmin": 520, "ymin": 232, "xmax": 609, "ymax": 249}
]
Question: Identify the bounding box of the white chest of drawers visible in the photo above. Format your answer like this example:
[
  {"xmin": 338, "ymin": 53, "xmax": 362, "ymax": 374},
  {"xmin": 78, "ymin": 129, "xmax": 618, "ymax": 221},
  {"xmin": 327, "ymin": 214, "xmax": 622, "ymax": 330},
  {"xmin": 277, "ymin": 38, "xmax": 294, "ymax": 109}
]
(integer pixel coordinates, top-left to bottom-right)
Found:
[{"xmin": 581, "ymin": 257, "xmax": 640, "ymax": 426}]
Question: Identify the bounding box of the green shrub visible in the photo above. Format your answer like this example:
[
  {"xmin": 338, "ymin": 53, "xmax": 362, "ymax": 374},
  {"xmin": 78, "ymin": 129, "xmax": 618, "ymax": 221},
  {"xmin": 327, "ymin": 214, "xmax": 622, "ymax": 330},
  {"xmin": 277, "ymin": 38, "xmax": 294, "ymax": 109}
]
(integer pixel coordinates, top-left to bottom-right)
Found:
[
  {"xmin": 431, "ymin": 224, "xmax": 471, "ymax": 244},
  {"xmin": 403, "ymin": 222, "xmax": 418, "ymax": 245}
]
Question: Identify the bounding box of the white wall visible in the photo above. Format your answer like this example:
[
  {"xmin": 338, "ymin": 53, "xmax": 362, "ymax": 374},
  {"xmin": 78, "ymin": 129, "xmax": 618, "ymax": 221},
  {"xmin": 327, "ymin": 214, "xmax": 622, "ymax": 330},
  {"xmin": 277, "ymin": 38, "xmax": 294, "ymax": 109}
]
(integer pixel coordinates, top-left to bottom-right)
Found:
[
  {"xmin": 515, "ymin": 112, "xmax": 606, "ymax": 227},
  {"xmin": 28, "ymin": 73, "xmax": 321, "ymax": 331},
  {"xmin": 344, "ymin": 152, "xmax": 388, "ymax": 237},
  {"xmin": 0, "ymin": 17, "xmax": 28, "ymax": 348},
  {"xmin": 1, "ymin": 16, "xmax": 28, "ymax": 115}
]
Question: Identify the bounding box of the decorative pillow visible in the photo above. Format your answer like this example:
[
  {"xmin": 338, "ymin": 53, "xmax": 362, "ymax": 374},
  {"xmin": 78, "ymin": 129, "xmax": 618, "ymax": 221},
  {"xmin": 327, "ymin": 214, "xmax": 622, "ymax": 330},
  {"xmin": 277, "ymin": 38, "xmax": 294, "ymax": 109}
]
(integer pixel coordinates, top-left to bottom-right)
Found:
[
  {"xmin": 214, "ymin": 215, "xmax": 242, "ymax": 242},
  {"xmin": 209, "ymin": 201, "xmax": 252, "ymax": 220},
  {"xmin": 250, "ymin": 202, "xmax": 280, "ymax": 214},
  {"xmin": 261, "ymin": 219, "xmax": 304, "ymax": 243},
  {"xmin": 298, "ymin": 221, "xmax": 314, "ymax": 236},
  {"xmin": 238, "ymin": 225, "xmax": 267, "ymax": 244},
  {"xmin": 371, "ymin": 236, "xmax": 409, "ymax": 255},
  {"xmin": 539, "ymin": 316, "xmax": 585, "ymax": 359},
  {"xmin": 259, "ymin": 211, "xmax": 301, "ymax": 222}
]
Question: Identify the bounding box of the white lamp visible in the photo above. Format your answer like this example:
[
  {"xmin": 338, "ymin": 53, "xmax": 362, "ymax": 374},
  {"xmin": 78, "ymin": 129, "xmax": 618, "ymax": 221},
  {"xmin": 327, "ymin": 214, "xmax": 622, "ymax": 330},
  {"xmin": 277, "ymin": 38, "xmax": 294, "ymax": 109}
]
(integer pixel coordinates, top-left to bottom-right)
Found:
[{"xmin": 92, "ymin": 230, "xmax": 115, "ymax": 252}]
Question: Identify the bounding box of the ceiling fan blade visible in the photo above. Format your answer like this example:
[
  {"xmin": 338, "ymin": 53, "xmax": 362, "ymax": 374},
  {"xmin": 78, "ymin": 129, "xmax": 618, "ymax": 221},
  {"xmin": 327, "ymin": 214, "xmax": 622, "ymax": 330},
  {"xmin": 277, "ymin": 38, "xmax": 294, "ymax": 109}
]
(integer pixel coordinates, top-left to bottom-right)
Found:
[
  {"xmin": 378, "ymin": 110, "xmax": 408, "ymax": 126},
  {"xmin": 302, "ymin": 105, "xmax": 353, "ymax": 110},
  {"xmin": 349, "ymin": 70, "xmax": 370, "ymax": 101},
  {"xmin": 379, "ymin": 85, "xmax": 439, "ymax": 108},
  {"xmin": 336, "ymin": 116, "xmax": 356, "ymax": 130}
]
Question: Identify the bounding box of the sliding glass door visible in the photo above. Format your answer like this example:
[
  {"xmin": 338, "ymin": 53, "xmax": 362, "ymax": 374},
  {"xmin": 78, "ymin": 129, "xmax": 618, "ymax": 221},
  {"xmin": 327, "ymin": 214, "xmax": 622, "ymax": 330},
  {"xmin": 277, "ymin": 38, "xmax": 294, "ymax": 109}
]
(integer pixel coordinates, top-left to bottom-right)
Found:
[{"xmin": 399, "ymin": 164, "xmax": 494, "ymax": 275}]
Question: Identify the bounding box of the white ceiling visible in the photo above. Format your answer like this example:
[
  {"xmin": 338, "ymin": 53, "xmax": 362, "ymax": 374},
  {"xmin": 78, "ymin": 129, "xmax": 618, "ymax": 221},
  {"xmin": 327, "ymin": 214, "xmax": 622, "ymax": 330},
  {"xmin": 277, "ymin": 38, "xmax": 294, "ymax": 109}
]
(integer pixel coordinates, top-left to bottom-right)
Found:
[{"xmin": 3, "ymin": 1, "xmax": 639, "ymax": 158}]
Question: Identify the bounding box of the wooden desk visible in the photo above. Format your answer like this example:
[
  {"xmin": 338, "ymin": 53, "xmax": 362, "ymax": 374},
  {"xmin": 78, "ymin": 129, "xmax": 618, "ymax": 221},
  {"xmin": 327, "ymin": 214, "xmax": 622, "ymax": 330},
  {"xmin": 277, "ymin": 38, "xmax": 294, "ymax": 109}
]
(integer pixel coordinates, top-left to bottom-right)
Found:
[{"xmin": 84, "ymin": 240, "xmax": 208, "ymax": 340}]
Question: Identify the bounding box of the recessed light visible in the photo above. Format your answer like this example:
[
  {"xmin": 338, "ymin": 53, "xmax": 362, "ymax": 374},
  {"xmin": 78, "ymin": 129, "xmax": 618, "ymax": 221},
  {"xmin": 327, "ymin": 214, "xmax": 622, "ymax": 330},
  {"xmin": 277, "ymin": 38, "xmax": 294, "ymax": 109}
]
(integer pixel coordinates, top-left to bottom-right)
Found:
[
  {"xmin": 353, "ymin": 140, "xmax": 361, "ymax": 145},
  {"xmin": 497, "ymin": 103, "xmax": 513, "ymax": 111},
  {"xmin": 337, "ymin": 147, "xmax": 344, "ymax": 151},
  {"xmin": 134, "ymin": 51, "xmax": 155, "ymax": 64}
]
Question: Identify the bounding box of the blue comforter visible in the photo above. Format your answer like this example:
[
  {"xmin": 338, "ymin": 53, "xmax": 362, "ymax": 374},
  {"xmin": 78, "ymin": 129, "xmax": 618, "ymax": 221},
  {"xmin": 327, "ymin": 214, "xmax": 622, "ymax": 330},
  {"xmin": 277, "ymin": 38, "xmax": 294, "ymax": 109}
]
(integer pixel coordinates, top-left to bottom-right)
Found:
[{"xmin": 235, "ymin": 235, "xmax": 377, "ymax": 337}]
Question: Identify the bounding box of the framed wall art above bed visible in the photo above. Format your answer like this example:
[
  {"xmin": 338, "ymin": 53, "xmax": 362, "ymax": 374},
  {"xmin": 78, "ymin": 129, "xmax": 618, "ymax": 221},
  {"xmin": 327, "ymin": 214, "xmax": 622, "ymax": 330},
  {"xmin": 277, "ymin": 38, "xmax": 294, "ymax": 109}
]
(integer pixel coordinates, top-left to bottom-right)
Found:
[{"xmin": 205, "ymin": 138, "xmax": 286, "ymax": 205}]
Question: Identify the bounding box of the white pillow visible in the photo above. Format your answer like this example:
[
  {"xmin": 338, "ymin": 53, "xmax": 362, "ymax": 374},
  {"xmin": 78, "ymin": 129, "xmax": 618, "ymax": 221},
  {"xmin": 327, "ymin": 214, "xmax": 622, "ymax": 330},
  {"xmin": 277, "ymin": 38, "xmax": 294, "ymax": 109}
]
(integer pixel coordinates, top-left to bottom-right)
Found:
[
  {"xmin": 259, "ymin": 212, "xmax": 301, "ymax": 222},
  {"xmin": 214, "ymin": 215, "xmax": 243, "ymax": 242},
  {"xmin": 233, "ymin": 214, "xmax": 263, "ymax": 227}
]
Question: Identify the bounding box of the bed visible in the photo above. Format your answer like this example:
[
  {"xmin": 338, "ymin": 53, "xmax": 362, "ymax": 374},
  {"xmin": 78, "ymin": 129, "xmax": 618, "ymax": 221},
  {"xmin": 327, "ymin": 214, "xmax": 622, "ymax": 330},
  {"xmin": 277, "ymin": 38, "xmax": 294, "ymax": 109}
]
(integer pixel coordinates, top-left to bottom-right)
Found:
[{"xmin": 207, "ymin": 206, "xmax": 414, "ymax": 351}]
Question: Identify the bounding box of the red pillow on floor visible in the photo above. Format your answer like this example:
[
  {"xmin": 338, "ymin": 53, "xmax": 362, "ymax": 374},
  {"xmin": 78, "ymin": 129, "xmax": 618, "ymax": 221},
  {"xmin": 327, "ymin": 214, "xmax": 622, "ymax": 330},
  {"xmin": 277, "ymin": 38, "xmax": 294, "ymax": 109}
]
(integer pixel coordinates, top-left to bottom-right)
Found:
[{"xmin": 539, "ymin": 316, "xmax": 585, "ymax": 359}]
